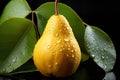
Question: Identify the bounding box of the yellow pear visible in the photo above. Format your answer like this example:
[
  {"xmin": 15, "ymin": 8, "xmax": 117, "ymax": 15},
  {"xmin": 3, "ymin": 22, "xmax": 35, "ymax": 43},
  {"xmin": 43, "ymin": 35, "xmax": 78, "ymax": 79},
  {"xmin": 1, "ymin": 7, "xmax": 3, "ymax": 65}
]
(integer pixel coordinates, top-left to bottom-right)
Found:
[{"xmin": 33, "ymin": 14, "xmax": 81, "ymax": 77}]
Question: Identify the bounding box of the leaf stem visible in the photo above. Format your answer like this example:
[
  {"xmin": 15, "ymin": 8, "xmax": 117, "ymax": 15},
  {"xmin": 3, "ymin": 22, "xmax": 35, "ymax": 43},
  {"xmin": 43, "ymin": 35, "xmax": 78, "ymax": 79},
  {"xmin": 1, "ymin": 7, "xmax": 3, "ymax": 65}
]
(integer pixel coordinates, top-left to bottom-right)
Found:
[
  {"xmin": 55, "ymin": 0, "xmax": 59, "ymax": 15},
  {"xmin": 32, "ymin": 11, "xmax": 40, "ymax": 40},
  {"xmin": 83, "ymin": 22, "xmax": 89, "ymax": 27}
]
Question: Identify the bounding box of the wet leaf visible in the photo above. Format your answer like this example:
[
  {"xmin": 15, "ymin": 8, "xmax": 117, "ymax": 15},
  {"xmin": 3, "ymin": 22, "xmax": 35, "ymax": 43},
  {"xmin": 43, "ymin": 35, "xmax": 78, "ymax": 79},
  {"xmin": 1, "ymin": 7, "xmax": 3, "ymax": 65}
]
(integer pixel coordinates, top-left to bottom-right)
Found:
[
  {"xmin": 10, "ymin": 59, "xmax": 37, "ymax": 74},
  {"xmin": 0, "ymin": 0, "xmax": 31, "ymax": 23},
  {"xmin": 103, "ymin": 72, "xmax": 116, "ymax": 80},
  {"xmin": 84, "ymin": 25, "xmax": 116, "ymax": 72},
  {"xmin": 0, "ymin": 18, "xmax": 36, "ymax": 74}
]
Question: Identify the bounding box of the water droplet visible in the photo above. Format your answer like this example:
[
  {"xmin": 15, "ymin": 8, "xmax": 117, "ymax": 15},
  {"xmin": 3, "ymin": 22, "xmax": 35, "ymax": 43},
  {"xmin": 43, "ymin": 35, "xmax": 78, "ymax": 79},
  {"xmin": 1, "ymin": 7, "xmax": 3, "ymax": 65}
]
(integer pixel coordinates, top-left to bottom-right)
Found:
[
  {"xmin": 101, "ymin": 56, "xmax": 105, "ymax": 59},
  {"xmin": 104, "ymin": 43, "xmax": 107, "ymax": 46},
  {"xmin": 70, "ymin": 39, "xmax": 73, "ymax": 42},
  {"xmin": 72, "ymin": 45, "xmax": 75, "ymax": 48},
  {"xmin": 64, "ymin": 38, "xmax": 69, "ymax": 42},
  {"xmin": 71, "ymin": 50, "xmax": 74, "ymax": 52},
  {"xmin": 111, "ymin": 61, "xmax": 115, "ymax": 65},
  {"xmin": 60, "ymin": 49, "xmax": 62, "ymax": 52},
  {"xmin": 60, "ymin": 23, "xmax": 63, "ymax": 26},
  {"xmin": 66, "ymin": 27, "xmax": 69, "ymax": 30},
  {"xmin": 74, "ymin": 49, "xmax": 77, "ymax": 52},
  {"xmin": 54, "ymin": 43, "xmax": 57, "ymax": 46},
  {"xmin": 56, "ymin": 33, "xmax": 59, "ymax": 37},
  {"xmin": 60, "ymin": 29, "xmax": 62, "ymax": 32},
  {"xmin": 2, "ymin": 68, "xmax": 6, "ymax": 72},
  {"xmin": 57, "ymin": 40, "xmax": 61, "ymax": 44},
  {"xmin": 108, "ymin": 45, "xmax": 111, "ymax": 48},
  {"xmin": 106, "ymin": 56, "xmax": 109, "ymax": 59},
  {"xmin": 91, "ymin": 54, "xmax": 95, "ymax": 58},
  {"xmin": 51, "ymin": 22, "xmax": 54, "ymax": 25},
  {"xmin": 72, "ymin": 54, "xmax": 75, "ymax": 58},
  {"xmin": 47, "ymin": 45, "xmax": 50, "ymax": 49},
  {"xmin": 51, "ymin": 19, "xmax": 56, "ymax": 25},
  {"xmin": 96, "ymin": 47, "xmax": 99, "ymax": 50},
  {"xmin": 101, "ymin": 48, "xmax": 106, "ymax": 52},
  {"xmin": 69, "ymin": 31, "xmax": 72, "ymax": 34},
  {"xmin": 48, "ymin": 65, "xmax": 52, "ymax": 68},
  {"xmin": 64, "ymin": 28, "xmax": 67, "ymax": 31},
  {"xmin": 66, "ymin": 54, "xmax": 69, "ymax": 57},
  {"xmin": 55, "ymin": 62, "xmax": 58, "ymax": 65},
  {"xmin": 103, "ymin": 78, "xmax": 106, "ymax": 80},
  {"xmin": 8, "ymin": 66, "xmax": 14, "ymax": 71},
  {"xmin": 8, "ymin": 63, "xmax": 11, "ymax": 67},
  {"xmin": 12, "ymin": 57, "xmax": 17, "ymax": 63},
  {"xmin": 22, "ymin": 52, "xmax": 26, "ymax": 56},
  {"xmin": 68, "ymin": 45, "xmax": 70, "ymax": 47},
  {"xmin": 87, "ymin": 45, "xmax": 91, "ymax": 49},
  {"xmin": 104, "ymin": 65, "xmax": 107, "ymax": 69},
  {"xmin": 91, "ymin": 47, "xmax": 95, "ymax": 51},
  {"xmin": 68, "ymin": 48, "xmax": 70, "ymax": 50}
]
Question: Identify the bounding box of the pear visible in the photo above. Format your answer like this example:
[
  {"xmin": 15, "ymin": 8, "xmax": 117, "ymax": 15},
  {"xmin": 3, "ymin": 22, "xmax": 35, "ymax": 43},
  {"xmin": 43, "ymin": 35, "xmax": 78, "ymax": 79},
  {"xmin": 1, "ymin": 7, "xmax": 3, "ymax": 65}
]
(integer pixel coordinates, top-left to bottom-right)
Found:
[{"xmin": 33, "ymin": 14, "xmax": 81, "ymax": 77}]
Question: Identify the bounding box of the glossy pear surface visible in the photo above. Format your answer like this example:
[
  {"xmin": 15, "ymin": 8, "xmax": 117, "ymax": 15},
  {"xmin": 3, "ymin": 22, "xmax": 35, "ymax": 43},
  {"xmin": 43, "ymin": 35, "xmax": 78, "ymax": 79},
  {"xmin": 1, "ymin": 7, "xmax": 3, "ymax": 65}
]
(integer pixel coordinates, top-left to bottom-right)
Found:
[{"xmin": 33, "ymin": 15, "xmax": 81, "ymax": 77}]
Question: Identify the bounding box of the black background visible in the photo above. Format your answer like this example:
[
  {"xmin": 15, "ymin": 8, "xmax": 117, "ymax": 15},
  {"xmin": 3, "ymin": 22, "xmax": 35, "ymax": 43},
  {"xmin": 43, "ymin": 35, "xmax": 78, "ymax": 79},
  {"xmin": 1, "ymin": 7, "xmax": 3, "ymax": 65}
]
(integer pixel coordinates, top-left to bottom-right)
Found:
[{"xmin": 0, "ymin": 0, "xmax": 120, "ymax": 80}]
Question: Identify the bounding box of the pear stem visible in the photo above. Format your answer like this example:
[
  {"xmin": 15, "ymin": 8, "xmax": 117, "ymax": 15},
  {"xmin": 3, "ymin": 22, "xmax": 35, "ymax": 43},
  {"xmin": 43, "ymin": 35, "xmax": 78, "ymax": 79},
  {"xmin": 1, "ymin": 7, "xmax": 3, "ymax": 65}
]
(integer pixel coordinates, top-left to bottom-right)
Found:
[{"xmin": 55, "ymin": 0, "xmax": 59, "ymax": 15}]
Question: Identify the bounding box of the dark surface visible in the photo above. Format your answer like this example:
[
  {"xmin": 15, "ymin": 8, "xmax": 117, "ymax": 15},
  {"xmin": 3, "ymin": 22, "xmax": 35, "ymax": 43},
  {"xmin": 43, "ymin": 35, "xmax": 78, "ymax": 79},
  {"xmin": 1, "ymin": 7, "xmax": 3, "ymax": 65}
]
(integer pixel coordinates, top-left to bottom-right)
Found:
[{"xmin": 0, "ymin": 0, "xmax": 120, "ymax": 80}]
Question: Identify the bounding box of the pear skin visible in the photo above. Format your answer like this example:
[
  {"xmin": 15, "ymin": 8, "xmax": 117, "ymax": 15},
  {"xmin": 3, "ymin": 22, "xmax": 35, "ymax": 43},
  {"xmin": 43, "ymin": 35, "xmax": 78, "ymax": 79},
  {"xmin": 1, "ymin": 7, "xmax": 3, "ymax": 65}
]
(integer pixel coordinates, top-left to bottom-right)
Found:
[{"xmin": 33, "ymin": 14, "xmax": 81, "ymax": 77}]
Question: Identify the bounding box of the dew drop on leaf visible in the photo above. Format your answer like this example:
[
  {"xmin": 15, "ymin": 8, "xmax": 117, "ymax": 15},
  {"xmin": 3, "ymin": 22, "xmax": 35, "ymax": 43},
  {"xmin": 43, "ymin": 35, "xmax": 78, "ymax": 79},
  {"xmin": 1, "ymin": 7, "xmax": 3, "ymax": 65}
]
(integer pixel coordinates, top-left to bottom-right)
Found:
[
  {"xmin": 2, "ymin": 68, "xmax": 6, "ymax": 73},
  {"xmin": 96, "ymin": 47, "xmax": 99, "ymax": 50},
  {"xmin": 90, "ymin": 47, "xmax": 94, "ymax": 51},
  {"xmin": 84, "ymin": 25, "xmax": 116, "ymax": 72},
  {"xmin": 104, "ymin": 65, "xmax": 107, "ymax": 69},
  {"xmin": 8, "ymin": 63, "xmax": 11, "ymax": 67},
  {"xmin": 91, "ymin": 54, "xmax": 95, "ymax": 58},
  {"xmin": 101, "ymin": 56, "xmax": 105, "ymax": 60},
  {"xmin": 12, "ymin": 57, "xmax": 17, "ymax": 63}
]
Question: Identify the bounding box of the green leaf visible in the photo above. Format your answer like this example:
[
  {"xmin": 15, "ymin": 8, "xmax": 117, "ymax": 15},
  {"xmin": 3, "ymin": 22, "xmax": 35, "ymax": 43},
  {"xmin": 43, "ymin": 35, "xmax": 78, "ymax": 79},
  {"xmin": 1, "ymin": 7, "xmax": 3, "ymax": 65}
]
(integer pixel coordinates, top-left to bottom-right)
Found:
[
  {"xmin": 103, "ymin": 72, "xmax": 116, "ymax": 80},
  {"xmin": 10, "ymin": 59, "xmax": 37, "ymax": 74},
  {"xmin": 0, "ymin": 0, "xmax": 31, "ymax": 23},
  {"xmin": 0, "ymin": 18, "xmax": 36, "ymax": 74},
  {"xmin": 35, "ymin": 2, "xmax": 88, "ymax": 61},
  {"xmin": 84, "ymin": 25, "xmax": 116, "ymax": 72}
]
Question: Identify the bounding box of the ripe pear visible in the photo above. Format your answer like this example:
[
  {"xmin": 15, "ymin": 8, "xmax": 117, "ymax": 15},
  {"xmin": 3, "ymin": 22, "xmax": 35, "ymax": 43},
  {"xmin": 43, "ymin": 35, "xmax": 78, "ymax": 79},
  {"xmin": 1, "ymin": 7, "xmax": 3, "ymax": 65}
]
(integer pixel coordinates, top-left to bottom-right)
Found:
[{"xmin": 33, "ymin": 14, "xmax": 81, "ymax": 77}]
